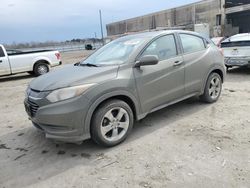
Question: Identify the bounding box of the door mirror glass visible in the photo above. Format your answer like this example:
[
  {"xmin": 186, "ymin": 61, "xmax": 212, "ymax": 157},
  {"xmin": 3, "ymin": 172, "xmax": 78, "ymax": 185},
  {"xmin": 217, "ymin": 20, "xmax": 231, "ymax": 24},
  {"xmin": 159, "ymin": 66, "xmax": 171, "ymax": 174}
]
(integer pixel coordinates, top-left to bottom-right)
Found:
[{"xmin": 135, "ymin": 55, "xmax": 159, "ymax": 67}]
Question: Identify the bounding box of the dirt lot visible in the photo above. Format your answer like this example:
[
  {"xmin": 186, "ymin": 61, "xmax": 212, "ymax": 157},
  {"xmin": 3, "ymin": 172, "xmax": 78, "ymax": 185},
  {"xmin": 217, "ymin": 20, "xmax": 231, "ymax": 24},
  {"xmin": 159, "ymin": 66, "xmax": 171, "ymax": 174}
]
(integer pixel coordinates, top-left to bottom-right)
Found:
[{"xmin": 0, "ymin": 50, "xmax": 250, "ymax": 188}]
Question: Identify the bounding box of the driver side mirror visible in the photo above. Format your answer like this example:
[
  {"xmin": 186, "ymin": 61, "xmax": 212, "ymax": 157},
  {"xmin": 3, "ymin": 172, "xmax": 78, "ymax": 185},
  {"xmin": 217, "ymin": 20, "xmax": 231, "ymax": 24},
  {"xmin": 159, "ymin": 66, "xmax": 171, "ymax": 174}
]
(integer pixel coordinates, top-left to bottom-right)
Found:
[{"xmin": 135, "ymin": 55, "xmax": 159, "ymax": 67}]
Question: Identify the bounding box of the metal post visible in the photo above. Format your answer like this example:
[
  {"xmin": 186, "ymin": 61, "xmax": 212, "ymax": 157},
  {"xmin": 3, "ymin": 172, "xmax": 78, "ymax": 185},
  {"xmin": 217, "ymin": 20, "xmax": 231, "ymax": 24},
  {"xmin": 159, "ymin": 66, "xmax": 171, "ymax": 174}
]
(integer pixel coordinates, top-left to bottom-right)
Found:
[
  {"xmin": 94, "ymin": 32, "xmax": 97, "ymax": 48},
  {"xmin": 99, "ymin": 10, "xmax": 104, "ymax": 45}
]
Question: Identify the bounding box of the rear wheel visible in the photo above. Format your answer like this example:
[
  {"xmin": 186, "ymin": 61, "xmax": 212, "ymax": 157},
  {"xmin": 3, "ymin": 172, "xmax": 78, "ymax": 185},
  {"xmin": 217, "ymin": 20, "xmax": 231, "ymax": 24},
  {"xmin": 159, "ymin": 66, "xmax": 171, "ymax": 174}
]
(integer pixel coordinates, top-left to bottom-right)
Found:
[
  {"xmin": 91, "ymin": 100, "xmax": 134, "ymax": 147},
  {"xmin": 34, "ymin": 62, "xmax": 49, "ymax": 76},
  {"xmin": 200, "ymin": 72, "xmax": 222, "ymax": 103}
]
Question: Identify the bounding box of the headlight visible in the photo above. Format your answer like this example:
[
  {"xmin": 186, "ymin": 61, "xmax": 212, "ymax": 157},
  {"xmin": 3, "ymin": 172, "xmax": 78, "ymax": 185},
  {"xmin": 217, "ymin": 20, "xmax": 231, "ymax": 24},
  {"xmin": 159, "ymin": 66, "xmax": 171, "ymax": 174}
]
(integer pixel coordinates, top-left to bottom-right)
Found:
[
  {"xmin": 25, "ymin": 87, "xmax": 31, "ymax": 98},
  {"xmin": 46, "ymin": 84, "xmax": 95, "ymax": 103}
]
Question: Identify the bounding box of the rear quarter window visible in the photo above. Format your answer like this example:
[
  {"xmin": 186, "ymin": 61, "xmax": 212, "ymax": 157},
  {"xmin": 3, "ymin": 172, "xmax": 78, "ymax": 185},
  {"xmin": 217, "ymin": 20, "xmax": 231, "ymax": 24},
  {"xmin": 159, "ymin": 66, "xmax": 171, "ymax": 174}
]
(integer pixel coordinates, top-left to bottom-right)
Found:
[
  {"xmin": 0, "ymin": 47, "xmax": 5, "ymax": 57},
  {"xmin": 180, "ymin": 34, "xmax": 206, "ymax": 53}
]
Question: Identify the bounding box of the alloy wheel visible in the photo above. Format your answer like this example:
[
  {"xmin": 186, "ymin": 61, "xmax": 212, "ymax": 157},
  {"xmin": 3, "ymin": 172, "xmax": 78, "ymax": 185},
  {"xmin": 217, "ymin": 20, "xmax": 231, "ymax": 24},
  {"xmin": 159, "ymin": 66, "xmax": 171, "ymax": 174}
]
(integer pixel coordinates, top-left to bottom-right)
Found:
[
  {"xmin": 37, "ymin": 64, "xmax": 48, "ymax": 75},
  {"xmin": 100, "ymin": 107, "xmax": 130, "ymax": 142},
  {"xmin": 209, "ymin": 77, "xmax": 221, "ymax": 100}
]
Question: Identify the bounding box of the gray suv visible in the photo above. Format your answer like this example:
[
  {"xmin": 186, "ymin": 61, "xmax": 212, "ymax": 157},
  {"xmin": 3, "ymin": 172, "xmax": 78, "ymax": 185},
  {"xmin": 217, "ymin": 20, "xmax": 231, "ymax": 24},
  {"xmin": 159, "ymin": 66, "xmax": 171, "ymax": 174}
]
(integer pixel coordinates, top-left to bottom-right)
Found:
[{"xmin": 24, "ymin": 30, "xmax": 226, "ymax": 147}]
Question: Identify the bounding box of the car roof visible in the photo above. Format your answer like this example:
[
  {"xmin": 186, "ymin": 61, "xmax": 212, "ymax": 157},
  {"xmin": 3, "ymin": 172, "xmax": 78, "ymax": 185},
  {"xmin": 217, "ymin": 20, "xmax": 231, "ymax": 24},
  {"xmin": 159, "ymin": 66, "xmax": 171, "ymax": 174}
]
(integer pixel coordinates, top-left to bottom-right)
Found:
[{"xmin": 118, "ymin": 30, "xmax": 205, "ymax": 41}]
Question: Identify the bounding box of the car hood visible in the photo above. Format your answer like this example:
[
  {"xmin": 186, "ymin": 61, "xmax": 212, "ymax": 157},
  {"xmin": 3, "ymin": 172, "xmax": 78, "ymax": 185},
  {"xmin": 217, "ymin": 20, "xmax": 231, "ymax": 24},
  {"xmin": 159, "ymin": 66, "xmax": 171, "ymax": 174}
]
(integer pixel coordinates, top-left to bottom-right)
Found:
[{"xmin": 29, "ymin": 64, "xmax": 119, "ymax": 91}]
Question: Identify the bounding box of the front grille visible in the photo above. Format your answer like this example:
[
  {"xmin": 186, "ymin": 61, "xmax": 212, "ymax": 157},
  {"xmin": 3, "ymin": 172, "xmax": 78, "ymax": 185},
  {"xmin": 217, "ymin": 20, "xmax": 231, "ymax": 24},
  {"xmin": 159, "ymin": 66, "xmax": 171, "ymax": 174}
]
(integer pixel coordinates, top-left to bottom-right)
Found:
[{"xmin": 28, "ymin": 100, "xmax": 39, "ymax": 117}]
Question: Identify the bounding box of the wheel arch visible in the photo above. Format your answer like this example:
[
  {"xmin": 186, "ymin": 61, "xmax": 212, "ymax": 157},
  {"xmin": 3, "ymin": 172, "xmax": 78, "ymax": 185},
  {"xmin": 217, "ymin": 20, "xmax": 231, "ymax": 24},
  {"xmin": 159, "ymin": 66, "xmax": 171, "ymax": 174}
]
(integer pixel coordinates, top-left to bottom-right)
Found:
[
  {"xmin": 84, "ymin": 91, "xmax": 141, "ymax": 136},
  {"xmin": 33, "ymin": 59, "xmax": 51, "ymax": 71},
  {"xmin": 201, "ymin": 66, "xmax": 225, "ymax": 94},
  {"xmin": 211, "ymin": 69, "xmax": 224, "ymax": 83}
]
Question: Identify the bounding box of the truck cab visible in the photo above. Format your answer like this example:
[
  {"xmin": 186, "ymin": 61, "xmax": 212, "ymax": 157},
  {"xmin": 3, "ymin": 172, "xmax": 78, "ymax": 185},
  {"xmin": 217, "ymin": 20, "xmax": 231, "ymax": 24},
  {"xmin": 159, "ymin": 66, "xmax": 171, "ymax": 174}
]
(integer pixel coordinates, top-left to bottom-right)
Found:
[{"xmin": 0, "ymin": 45, "xmax": 11, "ymax": 76}]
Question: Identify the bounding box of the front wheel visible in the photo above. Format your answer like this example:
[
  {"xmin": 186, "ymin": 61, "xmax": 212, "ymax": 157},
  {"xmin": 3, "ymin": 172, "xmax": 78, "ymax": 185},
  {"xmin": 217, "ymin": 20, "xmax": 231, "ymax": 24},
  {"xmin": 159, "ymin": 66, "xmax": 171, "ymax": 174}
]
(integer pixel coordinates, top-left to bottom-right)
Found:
[
  {"xmin": 200, "ymin": 73, "xmax": 222, "ymax": 103},
  {"xmin": 91, "ymin": 100, "xmax": 134, "ymax": 147}
]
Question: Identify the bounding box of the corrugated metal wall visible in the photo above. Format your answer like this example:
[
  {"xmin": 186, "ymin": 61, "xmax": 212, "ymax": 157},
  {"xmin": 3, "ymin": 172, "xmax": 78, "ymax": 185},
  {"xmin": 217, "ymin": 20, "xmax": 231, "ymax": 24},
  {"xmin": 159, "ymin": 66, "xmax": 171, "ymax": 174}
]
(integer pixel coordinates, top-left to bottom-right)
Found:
[{"xmin": 106, "ymin": 0, "xmax": 221, "ymax": 37}]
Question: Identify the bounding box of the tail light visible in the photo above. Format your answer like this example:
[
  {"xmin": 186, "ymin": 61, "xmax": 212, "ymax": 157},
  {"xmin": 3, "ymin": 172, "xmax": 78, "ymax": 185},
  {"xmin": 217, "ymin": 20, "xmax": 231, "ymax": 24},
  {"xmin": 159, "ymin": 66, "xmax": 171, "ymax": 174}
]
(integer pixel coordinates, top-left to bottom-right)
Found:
[
  {"xmin": 219, "ymin": 48, "xmax": 224, "ymax": 56},
  {"xmin": 55, "ymin": 52, "xmax": 61, "ymax": 60}
]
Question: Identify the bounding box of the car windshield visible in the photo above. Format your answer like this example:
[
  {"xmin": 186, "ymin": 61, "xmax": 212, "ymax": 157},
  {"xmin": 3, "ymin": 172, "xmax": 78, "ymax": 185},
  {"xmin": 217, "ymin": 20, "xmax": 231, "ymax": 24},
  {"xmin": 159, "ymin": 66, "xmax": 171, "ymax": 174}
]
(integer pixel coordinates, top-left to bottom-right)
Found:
[{"xmin": 81, "ymin": 36, "xmax": 148, "ymax": 65}]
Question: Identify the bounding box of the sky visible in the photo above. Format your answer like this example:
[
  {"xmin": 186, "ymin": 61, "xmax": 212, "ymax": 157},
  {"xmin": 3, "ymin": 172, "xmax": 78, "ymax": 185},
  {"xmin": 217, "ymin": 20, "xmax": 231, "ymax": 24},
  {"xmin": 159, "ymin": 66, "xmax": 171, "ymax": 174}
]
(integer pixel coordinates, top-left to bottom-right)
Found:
[{"xmin": 0, "ymin": 0, "xmax": 200, "ymax": 44}]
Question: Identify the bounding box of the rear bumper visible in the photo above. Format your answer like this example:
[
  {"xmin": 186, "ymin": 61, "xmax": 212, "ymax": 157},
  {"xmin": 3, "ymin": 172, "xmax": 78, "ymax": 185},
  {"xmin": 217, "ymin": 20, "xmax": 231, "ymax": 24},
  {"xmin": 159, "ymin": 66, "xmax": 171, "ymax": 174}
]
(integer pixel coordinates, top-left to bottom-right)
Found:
[
  {"xmin": 225, "ymin": 57, "xmax": 250, "ymax": 67},
  {"xmin": 51, "ymin": 61, "xmax": 62, "ymax": 67}
]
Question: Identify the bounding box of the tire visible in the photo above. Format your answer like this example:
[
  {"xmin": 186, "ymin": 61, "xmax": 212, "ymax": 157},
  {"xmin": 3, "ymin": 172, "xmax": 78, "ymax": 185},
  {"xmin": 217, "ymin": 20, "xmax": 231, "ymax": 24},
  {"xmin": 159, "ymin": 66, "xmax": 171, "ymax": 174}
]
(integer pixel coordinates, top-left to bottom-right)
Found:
[
  {"xmin": 200, "ymin": 72, "xmax": 222, "ymax": 103},
  {"xmin": 91, "ymin": 99, "xmax": 134, "ymax": 147},
  {"xmin": 34, "ymin": 62, "xmax": 49, "ymax": 76}
]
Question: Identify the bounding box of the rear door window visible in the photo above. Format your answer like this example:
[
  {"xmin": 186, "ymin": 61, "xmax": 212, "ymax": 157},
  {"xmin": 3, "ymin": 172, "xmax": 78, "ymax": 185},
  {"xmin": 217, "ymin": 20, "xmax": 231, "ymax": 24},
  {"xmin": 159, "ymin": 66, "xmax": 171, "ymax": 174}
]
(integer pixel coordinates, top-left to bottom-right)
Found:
[
  {"xmin": 0, "ymin": 47, "xmax": 5, "ymax": 57},
  {"xmin": 141, "ymin": 35, "xmax": 177, "ymax": 61},
  {"xmin": 180, "ymin": 34, "xmax": 206, "ymax": 53}
]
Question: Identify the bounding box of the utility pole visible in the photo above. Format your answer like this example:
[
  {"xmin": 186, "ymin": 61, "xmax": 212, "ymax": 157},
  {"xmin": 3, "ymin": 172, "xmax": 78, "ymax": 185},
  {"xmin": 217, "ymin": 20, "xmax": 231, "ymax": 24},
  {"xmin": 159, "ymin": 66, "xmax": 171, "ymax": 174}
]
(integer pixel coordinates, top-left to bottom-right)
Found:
[
  {"xmin": 94, "ymin": 32, "xmax": 97, "ymax": 48},
  {"xmin": 221, "ymin": 0, "xmax": 226, "ymax": 37},
  {"xmin": 99, "ymin": 10, "xmax": 104, "ymax": 45}
]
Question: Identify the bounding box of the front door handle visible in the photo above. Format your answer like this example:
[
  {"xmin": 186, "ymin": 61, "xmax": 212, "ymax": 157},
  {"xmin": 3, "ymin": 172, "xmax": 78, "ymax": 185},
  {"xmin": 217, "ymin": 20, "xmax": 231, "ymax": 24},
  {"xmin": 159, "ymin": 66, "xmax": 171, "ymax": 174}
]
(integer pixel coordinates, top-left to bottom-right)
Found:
[
  {"xmin": 0, "ymin": 60, "xmax": 2, "ymax": 63},
  {"xmin": 173, "ymin": 60, "xmax": 183, "ymax": 66}
]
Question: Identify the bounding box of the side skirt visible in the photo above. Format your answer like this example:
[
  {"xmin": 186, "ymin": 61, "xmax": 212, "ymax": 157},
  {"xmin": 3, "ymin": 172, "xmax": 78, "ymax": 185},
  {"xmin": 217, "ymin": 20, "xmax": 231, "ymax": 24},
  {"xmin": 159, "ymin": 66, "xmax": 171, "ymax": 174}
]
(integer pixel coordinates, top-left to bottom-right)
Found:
[{"xmin": 137, "ymin": 92, "xmax": 199, "ymax": 121}]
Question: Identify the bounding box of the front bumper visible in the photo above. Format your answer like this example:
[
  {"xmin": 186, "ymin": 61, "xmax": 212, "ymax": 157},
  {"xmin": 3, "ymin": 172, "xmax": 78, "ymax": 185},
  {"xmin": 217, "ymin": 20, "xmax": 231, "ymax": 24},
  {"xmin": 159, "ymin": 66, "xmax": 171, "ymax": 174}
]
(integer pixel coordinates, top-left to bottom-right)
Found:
[
  {"xmin": 24, "ymin": 95, "xmax": 91, "ymax": 143},
  {"xmin": 225, "ymin": 57, "xmax": 250, "ymax": 67}
]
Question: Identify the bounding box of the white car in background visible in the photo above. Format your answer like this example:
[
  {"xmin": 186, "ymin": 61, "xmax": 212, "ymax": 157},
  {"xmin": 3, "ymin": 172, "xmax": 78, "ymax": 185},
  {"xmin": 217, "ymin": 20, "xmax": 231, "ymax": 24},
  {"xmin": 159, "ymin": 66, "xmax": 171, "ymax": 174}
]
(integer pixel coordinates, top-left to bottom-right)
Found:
[
  {"xmin": 221, "ymin": 33, "xmax": 250, "ymax": 70},
  {"xmin": 0, "ymin": 44, "xmax": 62, "ymax": 77}
]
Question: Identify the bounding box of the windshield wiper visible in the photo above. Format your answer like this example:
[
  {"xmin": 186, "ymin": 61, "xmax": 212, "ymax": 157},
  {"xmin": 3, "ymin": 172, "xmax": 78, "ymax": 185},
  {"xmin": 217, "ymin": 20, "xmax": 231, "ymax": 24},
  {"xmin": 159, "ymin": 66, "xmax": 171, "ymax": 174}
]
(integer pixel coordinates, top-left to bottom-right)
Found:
[
  {"xmin": 74, "ymin": 62, "xmax": 99, "ymax": 67},
  {"xmin": 84, "ymin": 63, "xmax": 99, "ymax": 67}
]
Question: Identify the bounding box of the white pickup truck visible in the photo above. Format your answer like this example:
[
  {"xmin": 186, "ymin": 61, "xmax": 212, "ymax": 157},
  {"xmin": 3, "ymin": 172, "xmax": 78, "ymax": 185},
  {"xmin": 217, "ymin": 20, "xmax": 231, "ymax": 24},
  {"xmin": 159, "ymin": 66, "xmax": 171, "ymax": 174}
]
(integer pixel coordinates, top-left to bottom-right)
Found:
[{"xmin": 0, "ymin": 44, "xmax": 62, "ymax": 77}]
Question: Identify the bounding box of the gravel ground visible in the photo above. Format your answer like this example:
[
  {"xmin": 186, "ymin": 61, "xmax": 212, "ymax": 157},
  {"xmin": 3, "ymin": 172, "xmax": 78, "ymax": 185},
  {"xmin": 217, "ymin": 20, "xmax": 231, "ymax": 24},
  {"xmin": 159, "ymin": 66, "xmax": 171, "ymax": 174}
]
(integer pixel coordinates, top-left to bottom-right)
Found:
[{"xmin": 0, "ymin": 50, "xmax": 250, "ymax": 188}]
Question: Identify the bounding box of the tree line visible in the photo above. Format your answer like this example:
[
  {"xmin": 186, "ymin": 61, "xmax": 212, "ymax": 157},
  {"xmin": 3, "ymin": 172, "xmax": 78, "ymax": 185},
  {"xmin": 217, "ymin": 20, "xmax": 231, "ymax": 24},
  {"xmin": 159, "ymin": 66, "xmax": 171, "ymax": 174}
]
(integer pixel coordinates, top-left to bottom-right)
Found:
[{"xmin": 4, "ymin": 38, "xmax": 103, "ymax": 49}]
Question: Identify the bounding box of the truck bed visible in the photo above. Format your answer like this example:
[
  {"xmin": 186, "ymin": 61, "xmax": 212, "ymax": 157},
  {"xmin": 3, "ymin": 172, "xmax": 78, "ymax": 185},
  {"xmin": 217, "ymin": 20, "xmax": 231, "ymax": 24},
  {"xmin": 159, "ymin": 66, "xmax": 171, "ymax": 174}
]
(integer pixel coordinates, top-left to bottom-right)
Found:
[{"xmin": 7, "ymin": 50, "xmax": 54, "ymax": 56}]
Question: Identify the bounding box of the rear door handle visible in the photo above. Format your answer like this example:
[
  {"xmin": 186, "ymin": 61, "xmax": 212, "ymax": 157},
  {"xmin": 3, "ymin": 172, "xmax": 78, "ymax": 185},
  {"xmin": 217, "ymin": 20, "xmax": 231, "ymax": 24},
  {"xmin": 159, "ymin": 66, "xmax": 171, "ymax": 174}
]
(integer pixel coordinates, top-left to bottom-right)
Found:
[
  {"xmin": 173, "ymin": 60, "xmax": 183, "ymax": 66},
  {"xmin": 0, "ymin": 60, "xmax": 2, "ymax": 63}
]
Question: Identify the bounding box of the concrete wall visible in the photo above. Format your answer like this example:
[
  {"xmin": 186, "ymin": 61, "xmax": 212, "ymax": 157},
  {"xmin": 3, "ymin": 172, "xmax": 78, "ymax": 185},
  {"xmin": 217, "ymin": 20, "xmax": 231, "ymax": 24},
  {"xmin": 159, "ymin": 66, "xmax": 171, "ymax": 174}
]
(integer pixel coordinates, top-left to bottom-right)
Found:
[
  {"xmin": 106, "ymin": 0, "xmax": 222, "ymax": 37},
  {"xmin": 195, "ymin": 0, "xmax": 222, "ymax": 36},
  {"xmin": 225, "ymin": 3, "xmax": 250, "ymax": 35}
]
